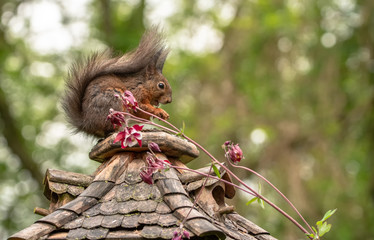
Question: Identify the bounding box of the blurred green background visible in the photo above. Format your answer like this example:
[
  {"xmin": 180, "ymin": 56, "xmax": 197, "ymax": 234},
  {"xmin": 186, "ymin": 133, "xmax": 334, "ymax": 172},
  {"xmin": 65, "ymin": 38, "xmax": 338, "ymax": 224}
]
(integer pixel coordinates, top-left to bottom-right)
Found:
[{"xmin": 0, "ymin": 0, "xmax": 373, "ymax": 239}]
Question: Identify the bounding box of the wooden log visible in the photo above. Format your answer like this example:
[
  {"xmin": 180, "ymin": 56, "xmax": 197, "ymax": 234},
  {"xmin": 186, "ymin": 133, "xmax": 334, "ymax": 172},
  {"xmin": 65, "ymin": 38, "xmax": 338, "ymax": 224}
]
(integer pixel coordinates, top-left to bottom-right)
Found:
[
  {"xmin": 226, "ymin": 213, "xmax": 269, "ymax": 235},
  {"xmin": 45, "ymin": 169, "xmax": 93, "ymax": 186},
  {"xmin": 33, "ymin": 207, "xmax": 50, "ymax": 216},
  {"xmin": 8, "ymin": 223, "xmax": 56, "ymax": 240},
  {"xmin": 36, "ymin": 209, "xmax": 78, "ymax": 228},
  {"xmin": 58, "ymin": 196, "xmax": 98, "ymax": 215},
  {"xmin": 89, "ymin": 130, "xmax": 199, "ymax": 163}
]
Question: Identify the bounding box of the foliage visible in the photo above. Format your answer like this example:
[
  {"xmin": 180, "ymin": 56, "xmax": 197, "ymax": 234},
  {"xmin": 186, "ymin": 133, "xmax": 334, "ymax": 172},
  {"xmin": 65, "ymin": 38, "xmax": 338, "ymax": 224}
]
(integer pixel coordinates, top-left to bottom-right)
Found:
[
  {"xmin": 307, "ymin": 209, "xmax": 337, "ymax": 239},
  {"xmin": 0, "ymin": 0, "xmax": 373, "ymax": 239}
]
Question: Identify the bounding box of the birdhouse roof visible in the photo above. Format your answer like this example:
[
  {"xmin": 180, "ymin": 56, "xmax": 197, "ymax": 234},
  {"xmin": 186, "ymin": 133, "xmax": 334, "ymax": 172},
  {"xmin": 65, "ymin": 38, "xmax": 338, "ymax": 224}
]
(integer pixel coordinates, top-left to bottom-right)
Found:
[{"xmin": 9, "ymin": 131, "xmax": 276, "ymax": 240}]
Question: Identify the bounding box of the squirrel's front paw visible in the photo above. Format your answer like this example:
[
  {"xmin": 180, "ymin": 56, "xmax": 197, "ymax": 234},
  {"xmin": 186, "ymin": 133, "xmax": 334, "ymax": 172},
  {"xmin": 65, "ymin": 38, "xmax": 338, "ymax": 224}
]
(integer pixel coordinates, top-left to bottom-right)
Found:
[{"xmin": 154, "ymin": 108, "xmax": 169, "ymax": 120}]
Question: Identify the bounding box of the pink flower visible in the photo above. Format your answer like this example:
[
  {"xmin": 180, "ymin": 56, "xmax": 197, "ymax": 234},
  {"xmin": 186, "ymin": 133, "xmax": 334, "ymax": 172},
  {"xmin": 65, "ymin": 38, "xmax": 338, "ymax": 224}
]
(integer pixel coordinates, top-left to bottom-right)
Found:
[
  {"xmin": 140, "ymin": 152, "xmax": 171, "ymax": 185},
  {"xmin": 115, "ymin": 90, "xmax": 138, "ymax": 111},
  {"xmin": 148, "ymin": 142, "xmax": 161, "ymax": 153},
  {"xmin": 114, "ymin": 125, "xmax": 143, "ymax": 148},
  {"xmin": 140, "ymin": 168, "xmax": 154, "ymax": 185},
  {"xmin": 172, "ymin": 229, "xmax": 190, "ymax": 240},
  {"xmin": 146, "ymin": 152, "xmax": 170, "ymax": 171},
  {"xmin": 106, "ymin": 108, "xmax": 127, "ymax": 128},
  {"xmin": 182, "ymin": 230, "xmax": 190, "ymax": 239},
  {"xmin": 224, "ymin": 141, "xmax": 244, "ymax": 164},
  {"xmin": 172, "ymin": 231, "xmax": 182, "ymax": 240}
]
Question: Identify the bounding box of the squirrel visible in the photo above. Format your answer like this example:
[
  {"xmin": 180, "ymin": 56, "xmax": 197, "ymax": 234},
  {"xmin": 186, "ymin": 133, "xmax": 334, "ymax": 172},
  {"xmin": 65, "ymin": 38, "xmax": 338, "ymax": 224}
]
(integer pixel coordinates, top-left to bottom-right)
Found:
[{"xmin": 62, "ymin": 28, "xmax": 172, "ymax": 138}]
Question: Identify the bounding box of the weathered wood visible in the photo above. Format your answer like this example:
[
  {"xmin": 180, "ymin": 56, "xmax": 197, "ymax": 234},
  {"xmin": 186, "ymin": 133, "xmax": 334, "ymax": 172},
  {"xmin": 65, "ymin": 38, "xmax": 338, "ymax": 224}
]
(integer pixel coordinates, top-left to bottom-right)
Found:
[
  {"xmin": 155, "ymin": 202, "xmax": 172, "ymax": 214},
  {"xmin": 173, "ymin": 207, "xmax": 209, "ymax": 221},
  {"xmin": 150, "ymin": 184, "xmax": 162, "ymax": 201},
  {"xmin": 62, "ymin": 216, "xmax": 84, "ymax": 230},
  {"xmin": 93, "ymin": 153, "xmax": 130, "ymax": 182},
  {"xmin": 45, "ymin": 169, "xmax": 93, "ymax": 186},
  {"xmin": 215, "ymin": 222, "xmax": 257, "ymax": 240},
  {"xmin": 226, "ymin": 213, "xmax": 269, "ymax": 235},
  {"xmin": 34, "ymin": 207, "xmax": 50, "ymax": 216},
  {"xmin": 59, "ymin": 196, "xmax": 98, "ymax": 215},
  {"xmin": 158, "ymin": 213, "xmax": 178, "ymax": 227},
  {"xmin": 194, "ymin": 183, "xmax": 224, "ymax": 218},
  {"xmin": 106, "ymin": 230, "xmax": 143, "ymax": 239},
  {"xmin": 8, "ymin": 223, "xmax": 56, "ymax": 240},
  {"xmin": 153, "ymin": 167, "xmax": 180, "ymax": 181},
  {"xmin": 132, "ymin": 182, "xmax": 154, "ymax": 201},
  {"xmin": 89, "ymin": 130, "xmax": 199, "ymax": 163},
  {"xmin": 82, "ymin": 203, "xmax": 101, "ymax": 217},
  {"xmin": 48, "ymin": 182, "xmax": 68, "ymax": 195},
  {"xmin": 82, "ymin": 215, "xmax": 104, "ymax": 229},
  {"xmin": 156, "ymin": 178, "xmax": 188, "ymax": 196},
  {"xmin": 11, "ymin": 129, "xmax": 278, "ymax": 240},
  {"xmin": 45, "ymin": 231, "xmax": 68, "ymax": 239},
  {"xmin": 160, "ymin": 227, "xmax": 194, "ymax": 239},
  {"xmin": 67, "ymin": 185, "xmax": 86, "ymax": 196},
  {"xmin": 101, "ymin": 214, "xmax": 124, "ymax": 228},
  {"xmin": 37, "ymin": 210, "xmax": 78, "ymax": 228},
  {"xmin": 79, "ymin": 181, "xmax": 114, "ymax": 199},
  {"xmin": 117, "ymin": 200, "xmax": 142, "ymax": 214},
  {"xmin": 58, "ymin": 193, "xmax": 76, "ymax": 208},
  {"xmin": 218, "ymin": 205, "xmax": 235, "ymax": 215},
  {"xmin": 140, "ymin": 225, "xmax": 163, "ymax": 239},
  {"xmin": 184, "ymin": 218, "xmax": 225, "ymax": 239},
  {"xmin": 186, "ymin": 177, "xmax": 220, "ymax": 192},
  {"xmin": 86, "ymin": 227, "xmax": 109, "ymax": 239},
  {"xmin": 99, "ymin": 199, "xmax": 119, "ymax": 215},
  {"xmin": 163, "ymin": 193, "xmax": 194, "ymax": 211},
  {"xmin": 178, "ymin": 163, "xmax": 225, "ymax": 183},
  {"xmin": 121, "ymin": 214, "xmax": 140, "ymax": 228},
  {"xmin": 115, "ymin": 183, "xmax": 135, "ymax": 202},
  {"xmin": 66, "ymin": 228, "xmax": 88, "ymax": 239},
  {"xmin": 100, "ymin": 185, "xmax": 117, "ymax": 202},
  {"xmin": 123, "ymin": 158, "xmax": 145, "ymax": 184},
  {"xmin": 254, "ymin": 234, "xmax": 279, "ymax": 240},
  {"xmin": 134, "ymin": 200, "xmax": 158, "ymax": 213},
  {"xmin": 179, "ymin": 163, "xmax": 236, "ymax": 199},
  {"xmin": 222, "ymin": 172, "xmax": 236, "ymax": 199},
  {"xmin": 138, "ymin": 212, "xmax": 160, "ymax": 225}
]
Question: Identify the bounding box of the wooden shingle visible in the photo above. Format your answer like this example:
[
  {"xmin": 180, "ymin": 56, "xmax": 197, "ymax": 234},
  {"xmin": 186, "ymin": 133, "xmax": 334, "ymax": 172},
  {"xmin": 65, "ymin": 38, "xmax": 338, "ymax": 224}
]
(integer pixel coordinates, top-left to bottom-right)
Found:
[{"xmin": 9, "ymin": 130, "xmax": 277, "ymax": 240}]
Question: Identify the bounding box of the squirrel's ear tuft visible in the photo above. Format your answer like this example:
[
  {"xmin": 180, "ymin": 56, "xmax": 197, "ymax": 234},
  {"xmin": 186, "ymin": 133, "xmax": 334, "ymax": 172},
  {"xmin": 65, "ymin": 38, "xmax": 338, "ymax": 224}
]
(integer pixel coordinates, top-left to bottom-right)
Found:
[{"xmin": 155, "ymin": 47, "xmax": 169, "ymax": 73}]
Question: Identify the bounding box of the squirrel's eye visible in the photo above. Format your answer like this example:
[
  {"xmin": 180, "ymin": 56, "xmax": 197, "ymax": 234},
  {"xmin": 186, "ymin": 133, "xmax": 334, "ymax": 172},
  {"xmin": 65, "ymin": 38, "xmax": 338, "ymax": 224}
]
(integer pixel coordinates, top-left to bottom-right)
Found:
[{"xmin": 158, "ymin": 83, "xmax": 165, "ymax": 89}]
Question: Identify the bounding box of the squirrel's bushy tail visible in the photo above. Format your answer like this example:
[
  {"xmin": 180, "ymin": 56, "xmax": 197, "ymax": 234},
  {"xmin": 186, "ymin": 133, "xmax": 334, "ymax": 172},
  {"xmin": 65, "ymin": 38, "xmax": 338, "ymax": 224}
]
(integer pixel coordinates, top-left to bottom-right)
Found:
[{"xmin": 62, "ymin": 27, "xmax": 168, "ymax": 134}]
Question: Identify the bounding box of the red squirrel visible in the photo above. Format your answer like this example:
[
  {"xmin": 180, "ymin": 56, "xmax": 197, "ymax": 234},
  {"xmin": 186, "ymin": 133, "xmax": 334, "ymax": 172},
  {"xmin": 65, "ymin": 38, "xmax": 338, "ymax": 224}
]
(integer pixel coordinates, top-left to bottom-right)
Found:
[{"xmin": 62, "ymin": 28, "xmax": 172, "ymax": 138}]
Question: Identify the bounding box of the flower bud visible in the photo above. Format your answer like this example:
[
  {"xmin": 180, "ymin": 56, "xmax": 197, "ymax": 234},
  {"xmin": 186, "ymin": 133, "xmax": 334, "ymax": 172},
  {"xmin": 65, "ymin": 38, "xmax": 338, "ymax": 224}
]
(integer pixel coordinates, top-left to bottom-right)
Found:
[
  {"xmin": 148, "ymin": 142, "xmax": 161, "ymax": 153},
  {"xmin": 227, "ymin": 143, "xmax": 244, "ymax": 164}
]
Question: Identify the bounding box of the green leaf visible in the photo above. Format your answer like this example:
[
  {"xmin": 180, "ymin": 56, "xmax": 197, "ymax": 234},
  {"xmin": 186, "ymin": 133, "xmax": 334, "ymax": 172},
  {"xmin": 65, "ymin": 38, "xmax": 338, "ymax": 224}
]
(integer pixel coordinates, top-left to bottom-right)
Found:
[
  {"xmin": 180, "ymin": 121, "xmax": 185, "ymax": 133},
  {"xmin": 306, "ymin": 233, "xmax": 315, "ymax": 238},
  {"xmin": 318, "ymin": 222, "xmax": 332, "ymax": 237},
  {"xmin": 211, "ymin": 164, "xmax": 221, "ymax": 178},
  {"xmin": 176, "ymin": 121, "xmax": 185, "ymax": 137},
  {"xmin": 321, "ymin": 209, "xmax": 337, "ymax": 222},
  {"xmin": 257, "ymin": 198, "xmax": 265, "ymax": 209},
  {"xmin": 246, "ymin": 197, "xmax": 258, "ymax": 205}
]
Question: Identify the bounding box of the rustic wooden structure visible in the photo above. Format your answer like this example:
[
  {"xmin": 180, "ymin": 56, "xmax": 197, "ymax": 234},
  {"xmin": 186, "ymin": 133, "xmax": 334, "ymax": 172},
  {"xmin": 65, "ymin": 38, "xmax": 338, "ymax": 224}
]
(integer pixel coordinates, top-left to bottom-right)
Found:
[{"xmin": 9, "ymin": 130, "xmax": 277, "ymax": 240}]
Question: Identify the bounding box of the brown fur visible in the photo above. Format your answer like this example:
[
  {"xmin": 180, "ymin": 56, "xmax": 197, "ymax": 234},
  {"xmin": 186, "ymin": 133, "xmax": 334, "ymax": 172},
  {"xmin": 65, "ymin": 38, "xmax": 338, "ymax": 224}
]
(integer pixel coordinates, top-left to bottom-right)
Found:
[{"xmin": 62, "ymin": 28, "xmax": 172, "ymax": 138}]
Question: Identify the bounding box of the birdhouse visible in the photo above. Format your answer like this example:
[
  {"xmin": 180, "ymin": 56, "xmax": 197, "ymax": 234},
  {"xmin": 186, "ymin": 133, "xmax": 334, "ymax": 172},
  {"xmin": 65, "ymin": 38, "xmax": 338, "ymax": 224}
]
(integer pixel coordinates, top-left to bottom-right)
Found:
[{"xmin": 9, "ymin": 130, "xmax": 276, "ymax": 240}]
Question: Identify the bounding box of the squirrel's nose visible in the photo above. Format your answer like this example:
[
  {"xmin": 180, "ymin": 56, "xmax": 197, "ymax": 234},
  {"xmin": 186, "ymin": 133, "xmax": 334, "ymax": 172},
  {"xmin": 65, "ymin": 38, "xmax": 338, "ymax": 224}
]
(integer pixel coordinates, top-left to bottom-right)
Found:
[{"xmin": 166, "ymin": 97, "xmax": 172, "ymax": 103}]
